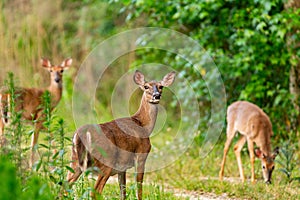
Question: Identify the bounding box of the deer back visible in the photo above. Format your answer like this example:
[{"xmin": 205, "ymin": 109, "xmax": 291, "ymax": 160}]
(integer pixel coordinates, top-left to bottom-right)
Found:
[{"xmin": 227, "ymin": 101, "xmax": 273, "ymax": 142}]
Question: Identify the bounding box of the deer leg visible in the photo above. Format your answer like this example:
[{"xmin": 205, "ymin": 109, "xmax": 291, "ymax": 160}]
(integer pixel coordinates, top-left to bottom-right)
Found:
[
  {"xmin": 234, "ymin": 135, "xmax": 247, "ymax": 182},
  {"xmin": 136, "ymin": 157, "xmax": 147, "ymax": 200},
  {"xmin": 67, "ymin": 144, "xmax": 82, "ymax": 183},
  {"xmin": 219, "ymin": 125, "xmax": 235, "ymax": 180},
  {"xmin": 118, "ymin": 171, "xmax": 126, "ymax": 200},
  {"xmin": 30, "ymin": 121, "xmax": 43, "ymax": 168},
  {"xmin": 92, "ymin": 167, "xmax": 112, "ymax": 199},
  {"xmin": 0, "ymin": 95, "xmax": 5, "ymax": 147},
  {"xmin": 247, "ymin": 140, "xmax": 256, "ymax": 183},
  {"xmin": 0, "ymin": 117, "xmax": 5, "ymax": 147},
  {"xmin": 67, "ymin": 166, "xmax": 82, "ymax": 184}
]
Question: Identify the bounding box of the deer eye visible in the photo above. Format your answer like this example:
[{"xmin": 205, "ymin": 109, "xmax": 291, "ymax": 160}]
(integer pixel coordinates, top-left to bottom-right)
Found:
[
  {"xmin": 262, "ymin": 166, "xmax": 266, "ymax": 169},
  {"xmin": 159, "ymin": 86, "xmax": 163, "ymax": 89},
  {"xmin": 144, "ymin": 85, "xmax": 149, "ymax": 89},
  {"xmin": 271, "ymin": 166, "xmax": 275, "ymax": 170},
  {"xmin": 60, "ymin": 70, "xmax": 64, "ymax": 73}
]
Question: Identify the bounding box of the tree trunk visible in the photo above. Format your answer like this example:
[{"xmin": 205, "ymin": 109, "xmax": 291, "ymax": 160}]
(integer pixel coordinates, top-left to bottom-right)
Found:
[{"xmin": 286, "ymin": 0, "xmax": 300, "ymax": 132}]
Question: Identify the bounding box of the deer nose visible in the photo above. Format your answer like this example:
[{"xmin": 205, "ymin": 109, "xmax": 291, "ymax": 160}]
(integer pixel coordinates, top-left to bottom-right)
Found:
[
  {"xmin": 54, "ymin": 73, "xmax": 61, "ymax": 83},
  {"xmin": 153, "ymin": 92, "xmax": 161, "ymax": 99},
  {"xmin": 153, "ymin": 86, "xmax": 161, "ymax": 99}
]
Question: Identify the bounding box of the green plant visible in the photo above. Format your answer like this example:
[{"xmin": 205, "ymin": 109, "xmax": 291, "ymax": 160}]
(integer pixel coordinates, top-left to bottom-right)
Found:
[
  {"xmin": 0, "ymin": 155, "xmax": 19, "ymax": 200},
  {"xmin": 2, "ymin": 72, "xmax": 27, "ymax": 179},
  {"xmin": 276, "ymin": 140, "xmax": 300, "ymax": 183}
]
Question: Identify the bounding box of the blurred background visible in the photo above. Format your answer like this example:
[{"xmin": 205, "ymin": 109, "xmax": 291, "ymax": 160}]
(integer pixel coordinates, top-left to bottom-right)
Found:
[
  {"xmin": 0, "ymin": 0, "xmax": 299, "ymax": 199},
  {"xmin": 1, "ymin": 0, "xmax": 300, "ymax": 140}
]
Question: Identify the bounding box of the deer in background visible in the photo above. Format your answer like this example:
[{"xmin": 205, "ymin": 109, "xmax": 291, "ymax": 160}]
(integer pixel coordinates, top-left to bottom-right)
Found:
[
  {"xmin": 66, "ymin": 70, "xmax": 176, "ymax": 200},
  {"xmin": 0, "ymin": 58, "xmax": 72, "ymax": 167},
  {"xmin": 219, "ymin": 101, "xmax": 279, "ymax": 184}
]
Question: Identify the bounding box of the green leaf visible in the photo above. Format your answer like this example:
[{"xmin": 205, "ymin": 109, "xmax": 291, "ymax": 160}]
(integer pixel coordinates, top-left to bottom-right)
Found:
[{"xmin": 65, "ymin": 166, "xmax": 75, "ymax": 173}]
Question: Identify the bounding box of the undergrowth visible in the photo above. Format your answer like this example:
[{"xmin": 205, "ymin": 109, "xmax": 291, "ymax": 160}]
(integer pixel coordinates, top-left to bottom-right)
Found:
[{"xmin": 0, "ymin": 72, "xmax": 182, "ymax": 200}]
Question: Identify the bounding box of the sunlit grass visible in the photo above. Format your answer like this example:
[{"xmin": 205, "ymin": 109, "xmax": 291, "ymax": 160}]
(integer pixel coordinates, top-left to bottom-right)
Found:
[{"xmin": 149, "ymin": 142, "xmax": 300, "ymax": 199}]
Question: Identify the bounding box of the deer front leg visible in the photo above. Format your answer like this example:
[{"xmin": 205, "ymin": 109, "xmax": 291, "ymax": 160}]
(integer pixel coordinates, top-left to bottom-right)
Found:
[
  {"xmin": 234, "ymin": 136, "xmax": 247, "ymax": 182},
  {"xmin": 247, "ymin": 140, "xmax": 256, "ymax": 183},
  {"xmin": 118, "ymin": 171, "xmax": 126, "ymax": 200},
  {"xmin": 219, "ymin": 126, "xmax": 235, "ymax": 181},
  {"xmin": 136, "ymin": 156, "xmax": 147, "ymax": 200},
  {"xmin": 30, "ymin": 120, "xmax": 43, "ymax": 168}
]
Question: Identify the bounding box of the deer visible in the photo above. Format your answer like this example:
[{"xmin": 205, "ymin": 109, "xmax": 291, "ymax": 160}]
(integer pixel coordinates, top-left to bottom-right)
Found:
[
  {"xmin": 219, "ymin": 101, "xmax": 279, "ymax": 184},
  {"xmin": 0, "ymin": 58, "xmax": 72, "ymax": 167},
  {"xmin": 66, "ymin": 70, "xmax": 176, "ymax": 200}
]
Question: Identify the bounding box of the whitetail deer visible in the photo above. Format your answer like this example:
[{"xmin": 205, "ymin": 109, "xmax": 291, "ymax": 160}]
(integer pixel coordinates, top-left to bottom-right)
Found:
[
  {"xmin": 0, "ymin": 58, "xmax": 72, "ymax": 167},
  {"xmin": 219, "ymin": 101, "xmax": 279, "ymax": 184},
  {"xmin": 66, "ymin": 70, "xmax": 176, "ymax": 200}
]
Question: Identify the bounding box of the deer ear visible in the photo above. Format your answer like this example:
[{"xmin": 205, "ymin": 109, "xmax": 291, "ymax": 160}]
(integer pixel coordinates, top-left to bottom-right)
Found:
[
  {"xmin": 272, "ymin": 147, "xmax": 279, "ymax": 159},
  {"xmin": 133, "ymin": 70, "xmax": 145, "ymax": 86},
  {"xmin": 61, "ymin": 58, "xmax": 72, "ymax": 69},
  {"xmin": 254, "ymin": 148, "xmax": 264, "ymax": 158},
  {"xmin": 161, "ymin": 71, "xmax": 176, "ymax": 87},
  {"xmin": 41, "ymin": 58, "xmax": 51, "ymax": 68}
]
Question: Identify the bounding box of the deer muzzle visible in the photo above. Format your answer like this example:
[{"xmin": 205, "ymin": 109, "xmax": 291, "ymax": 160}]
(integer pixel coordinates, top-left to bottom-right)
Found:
[
  {"xmin": 153, "ymin": 86, "xmax": 161, "ymax": 99},
  {"xmin": 54, "ymin": 73, "xmax": 61, "ymax": 83}
]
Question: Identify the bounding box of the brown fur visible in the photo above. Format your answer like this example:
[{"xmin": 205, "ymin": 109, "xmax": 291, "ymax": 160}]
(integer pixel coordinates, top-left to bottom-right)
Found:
[
  {"xmin": 0, "ymin": 58, "xmax": 72, "ymax": 167},
  {"xmin": 66, "ymin": 70, "xmax": 176, "ymax": 200},
  {"xmin": 219, "ymin": 101, "xmax": 279, "ymax": 183}
]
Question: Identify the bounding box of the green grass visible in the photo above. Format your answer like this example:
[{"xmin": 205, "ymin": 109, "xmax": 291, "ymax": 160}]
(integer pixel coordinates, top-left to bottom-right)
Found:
[
  {"xmin": 149, "ymin": 142, "xmax": 300, "ymax": 199},
  {"xmin": 1, "ymin": 71, "xmax": 300, "ymax": 199}
]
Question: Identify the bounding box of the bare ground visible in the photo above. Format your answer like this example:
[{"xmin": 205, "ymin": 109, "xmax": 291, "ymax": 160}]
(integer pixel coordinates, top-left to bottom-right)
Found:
[{"xmin": 107, "ymin": 176, "xmax": 240, "ymax": 200}]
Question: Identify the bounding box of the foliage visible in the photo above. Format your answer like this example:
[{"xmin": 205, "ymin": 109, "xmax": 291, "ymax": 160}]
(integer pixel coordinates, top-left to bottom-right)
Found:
[
  {"xmin": 152, "ymin": 143, "xmax": 300, "ymax": 199},
  {"xmin": 0, "ymin": 156, "xmax": 54, "ymax": 200},
  {"xmin": 276, "ymin": 140, "xmax": 300, "ymax": 183},
  {"xmin": 118, "ymin": 0, "xmax": 300, "ymax": 140},
  {"xmin": 1, "ymin": 0, "xmax": 300, "ymax": 199}
]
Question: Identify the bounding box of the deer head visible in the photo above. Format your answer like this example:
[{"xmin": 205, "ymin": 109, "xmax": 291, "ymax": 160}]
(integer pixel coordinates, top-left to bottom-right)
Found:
[
  {"xmin": 41, "ymin": 58, "xmax": 72, "ymax": 86},
  {"xmin": 133, "ymin": 70, "xmax": 176, "ymax": 104},
  {"xmin": 255, "ymin": 147, "xmax": 279, "ymax": 184}
]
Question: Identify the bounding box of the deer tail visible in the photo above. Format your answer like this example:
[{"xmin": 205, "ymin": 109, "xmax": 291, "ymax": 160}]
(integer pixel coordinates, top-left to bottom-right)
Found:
[{"xmin": 73, "ymin": 130, "xmax": 92, "ymax": 172}]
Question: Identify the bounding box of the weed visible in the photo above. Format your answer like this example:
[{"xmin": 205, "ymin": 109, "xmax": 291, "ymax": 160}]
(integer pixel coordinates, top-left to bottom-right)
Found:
[{"xmin": 276, "ymin": 140, "xmax": 300, "ymax": 183}]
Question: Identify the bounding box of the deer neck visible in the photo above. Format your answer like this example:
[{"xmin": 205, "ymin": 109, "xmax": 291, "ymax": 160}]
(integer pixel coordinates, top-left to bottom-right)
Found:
[
  {"xmin": 46, "ymin": 81, "xmax": 62, "ymax": 107},
  {"xmin": 258, "ymin": 134, "xmax": 272, "ymax": 156},
  {"xmin": 132, "ymin": 93, "xmax": 158, "ymax": 135}
]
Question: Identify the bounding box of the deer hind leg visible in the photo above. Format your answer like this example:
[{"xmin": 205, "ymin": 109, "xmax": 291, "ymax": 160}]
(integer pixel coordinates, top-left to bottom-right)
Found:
[
  {"xmin": 247, "ymin": 140, "xmax": 256, "ymax": 183},
  {"xmin": 67, "ymin": 166, "xmax": 82, "ymax": 184},
  {"xmin": 0, "ymin": 94, "xmax": 6, "ymax": 147},
  {"xmin": 30, "ymin": 120, "xmax": 43, "ymax": 168},
  {"xmin": 219, "ymin": 124, "xmax": 236, "ymax": 181},
  {"xmin": 0, "ymin": 115, "xmax": 5, "ymax": 147},
  {"xmin": 92, "ymin": 167, "xmax": 112, "ymax": 199},
  {"xmin": 67, "ymin": 152, "xmax": 83, "ymax": 183},
  {"xmin": 234, "ymin": 135, "xmax": 247, "ymax": 182},
  {"xmin": 118, "ymin": 171, "xmax": 126, "ymax": 200}
]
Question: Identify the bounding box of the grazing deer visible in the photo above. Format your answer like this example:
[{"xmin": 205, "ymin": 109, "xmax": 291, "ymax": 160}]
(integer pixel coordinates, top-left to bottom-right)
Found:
[
  {"xmin": 219, "ymin": 101, "xmax": 279, "ymax": 184},
  {"xmin": 0, "ymin": 58, "xmax": 72, "ymax": 167},
  {"xmin": 66, "ymin": 70, "xmax": 176, "ymax": 200}
]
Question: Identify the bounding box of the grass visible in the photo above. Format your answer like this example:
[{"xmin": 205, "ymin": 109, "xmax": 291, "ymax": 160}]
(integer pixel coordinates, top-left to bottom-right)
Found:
[
  {"xmin": 1, "ymin": 71, "xmax": 299, "ymax": 199},
  {"xmin": 149, "ymin": 142, "xmax": 300, "ymax": 199},
  {"xmin": 0, "ymin": 72, "xmax": 183, "ymax": 199},
  {"xmin": 1, "ymin": 2, "xmax": 300, "ymax": 199}
]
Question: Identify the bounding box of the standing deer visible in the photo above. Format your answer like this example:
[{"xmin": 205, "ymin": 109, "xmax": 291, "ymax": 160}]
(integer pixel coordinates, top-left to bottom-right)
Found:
[
  {"xmin": 67, "ymin": 70, "xmax": 176, "ymax": 200},
  {"xmin": 219, "ymin": 101, "xmax": 279, "ymax": 184},
  {"xmin": 0, "ymin": 58, "xmax": 72, "ymax": 167}
]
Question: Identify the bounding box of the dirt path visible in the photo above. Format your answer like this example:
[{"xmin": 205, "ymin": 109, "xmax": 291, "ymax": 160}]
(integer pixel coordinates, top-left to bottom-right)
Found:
[
  {"xmin": 166, "ymin": 186, "xmax": 232, "ymax": 200},
  {"xmin": 107, "ymin": 176, "xmax": 237, "ymax": 200}
]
